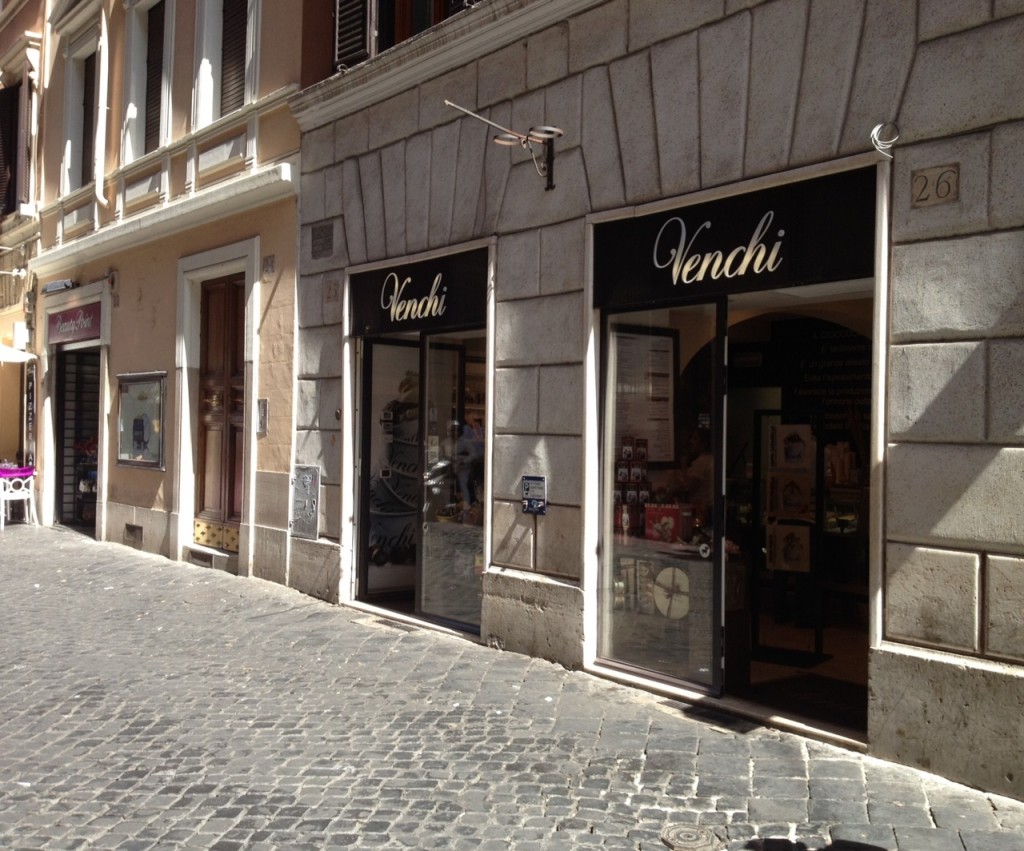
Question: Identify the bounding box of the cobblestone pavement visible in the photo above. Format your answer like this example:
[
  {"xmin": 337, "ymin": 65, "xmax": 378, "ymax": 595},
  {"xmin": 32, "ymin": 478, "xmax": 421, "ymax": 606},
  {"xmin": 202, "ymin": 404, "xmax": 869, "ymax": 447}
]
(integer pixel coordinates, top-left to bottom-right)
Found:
[{"xmin": 1, "ymin": 525, "xmax": 1022, "ymax": 850}]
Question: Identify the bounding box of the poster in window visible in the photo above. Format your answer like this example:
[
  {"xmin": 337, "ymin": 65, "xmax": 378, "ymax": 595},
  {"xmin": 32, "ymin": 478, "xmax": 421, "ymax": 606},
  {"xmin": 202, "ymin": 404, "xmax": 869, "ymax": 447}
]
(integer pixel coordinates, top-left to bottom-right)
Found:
[
  {"xmin": 771, "ymin": 424, "xmax": 815, "ymax": 469},
  {"xmin": 610, "ymin": 326, "xmax": 677, "ymax": 464},
  {"xmin": 766, "ymin": 522, "xmax": 811, "ymax": 573}
]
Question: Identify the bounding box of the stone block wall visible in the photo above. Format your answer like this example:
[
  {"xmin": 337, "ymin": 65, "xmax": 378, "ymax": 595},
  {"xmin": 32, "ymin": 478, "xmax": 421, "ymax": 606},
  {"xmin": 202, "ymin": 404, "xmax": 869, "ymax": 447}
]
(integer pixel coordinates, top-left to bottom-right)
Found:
[
  {"xmin": 293, "ymin": 0, "xmax": 1024, "ymax": 796},
  {"xmin": 878, "ymin": 4, "xmax": 1024, "ymax": 800}
]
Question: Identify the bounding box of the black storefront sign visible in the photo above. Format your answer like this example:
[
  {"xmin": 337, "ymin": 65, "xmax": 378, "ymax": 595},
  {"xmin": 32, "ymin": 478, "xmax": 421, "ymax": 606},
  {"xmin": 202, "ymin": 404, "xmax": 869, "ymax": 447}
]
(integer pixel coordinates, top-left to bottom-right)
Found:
[
  {"xmin": 594, "ymin": 166, "xmax": 876, "ymax": 310},
  {"xmin": 350, "ymin": 247, "xmax": 489, "ymax": 336}
]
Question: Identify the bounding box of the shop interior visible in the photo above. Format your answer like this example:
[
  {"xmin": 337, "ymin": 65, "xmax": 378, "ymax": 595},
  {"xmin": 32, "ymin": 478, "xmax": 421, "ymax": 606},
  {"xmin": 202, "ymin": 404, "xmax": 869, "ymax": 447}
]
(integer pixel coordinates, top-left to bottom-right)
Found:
[{"xmin": 601, "ymin": 283, "xmax": 873, "ymax": 737}]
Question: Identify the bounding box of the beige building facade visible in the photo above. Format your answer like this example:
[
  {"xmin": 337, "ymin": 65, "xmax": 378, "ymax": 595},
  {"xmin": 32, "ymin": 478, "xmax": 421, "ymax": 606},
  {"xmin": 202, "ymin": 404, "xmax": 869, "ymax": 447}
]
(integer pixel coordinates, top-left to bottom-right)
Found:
[
  {"xmin": 291, "ymin": 0, "xmax": 1024, "ymax": 800},
  {"xmin": 26, "ymin": 0, "xmax": 333, "ymax": 588},
  {"xmin": 0, "ymin": 0, "xmax": 43, "ymax": 466}
]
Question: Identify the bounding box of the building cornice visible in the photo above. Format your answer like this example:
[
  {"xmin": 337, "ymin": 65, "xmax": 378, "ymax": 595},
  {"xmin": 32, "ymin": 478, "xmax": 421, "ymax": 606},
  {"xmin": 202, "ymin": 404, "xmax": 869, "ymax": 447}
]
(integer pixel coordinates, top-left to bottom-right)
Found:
[
  {"xmin": 290, "ymin": 0, "xmax": 604, "ymax": 132},
  {"xmin": 31, "ymin": 160, "xmax": 296, "ymax": 278}
]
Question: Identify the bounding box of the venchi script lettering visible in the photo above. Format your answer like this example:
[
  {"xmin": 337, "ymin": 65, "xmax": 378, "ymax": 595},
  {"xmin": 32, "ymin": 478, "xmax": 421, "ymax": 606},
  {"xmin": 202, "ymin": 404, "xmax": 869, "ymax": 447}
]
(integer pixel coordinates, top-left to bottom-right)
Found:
[
  {"xmin": 381, "ymin": 272, "xmax": 447, "ymax": 323},
  {"xmin": 55, "ymin": 309, "xmax": 95, "ymax": 335},
  {"xmin": 653, "ymin": 210, "xmax": 785, "ymax": 285}
]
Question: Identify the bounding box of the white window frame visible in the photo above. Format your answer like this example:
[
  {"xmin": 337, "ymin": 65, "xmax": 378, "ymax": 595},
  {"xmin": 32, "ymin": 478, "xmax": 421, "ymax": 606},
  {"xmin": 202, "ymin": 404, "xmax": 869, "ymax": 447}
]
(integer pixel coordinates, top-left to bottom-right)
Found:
[
  {"xmin": 61, "ymin": 28, "xmax": 98, "ymax": 195},
  {"xmin": 193, "ymin": 0, "xmax": 260, "ymax": 131},
  {"xmin": 122, "ymin": 0, "xmax": 175, "ymax": 163}
]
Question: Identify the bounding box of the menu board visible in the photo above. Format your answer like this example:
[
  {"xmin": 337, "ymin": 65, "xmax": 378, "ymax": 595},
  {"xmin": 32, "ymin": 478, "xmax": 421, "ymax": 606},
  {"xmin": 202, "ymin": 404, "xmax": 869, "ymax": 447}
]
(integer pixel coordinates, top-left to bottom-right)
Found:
[{"xmin": 611, "ymin": 328, "xmax": 676, "ymax": 463}]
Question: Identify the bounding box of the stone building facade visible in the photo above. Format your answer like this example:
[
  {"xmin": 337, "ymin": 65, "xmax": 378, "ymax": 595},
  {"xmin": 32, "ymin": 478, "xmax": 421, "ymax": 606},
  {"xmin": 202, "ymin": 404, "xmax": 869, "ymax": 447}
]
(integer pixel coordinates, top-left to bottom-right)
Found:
[{"xmin": 291, "ymin": 0, "xmax": 1024, "ymax": 799}]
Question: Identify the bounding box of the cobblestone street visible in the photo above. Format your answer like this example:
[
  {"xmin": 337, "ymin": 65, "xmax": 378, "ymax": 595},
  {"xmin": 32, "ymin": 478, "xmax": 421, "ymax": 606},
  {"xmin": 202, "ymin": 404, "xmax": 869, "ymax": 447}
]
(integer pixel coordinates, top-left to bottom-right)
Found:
[{"xmin": 1, "ymin": 525, "xmax": 1022, "ymax": 850}]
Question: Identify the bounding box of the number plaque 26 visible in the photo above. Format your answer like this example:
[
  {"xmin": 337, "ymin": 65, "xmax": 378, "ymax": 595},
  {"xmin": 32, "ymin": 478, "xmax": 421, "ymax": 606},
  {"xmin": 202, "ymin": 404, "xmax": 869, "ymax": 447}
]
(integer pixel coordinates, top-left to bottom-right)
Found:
[{"xmin": 912, "ymin": 164, "xmax": 959, "ymax": 208}]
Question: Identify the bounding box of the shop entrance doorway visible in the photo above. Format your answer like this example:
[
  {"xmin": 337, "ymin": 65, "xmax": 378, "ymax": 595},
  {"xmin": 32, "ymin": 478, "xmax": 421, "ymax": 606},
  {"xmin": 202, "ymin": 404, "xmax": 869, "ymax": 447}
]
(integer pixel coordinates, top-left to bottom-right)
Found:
[
  {"xmin": 592, "ymin": 163, "xmax": 878, "ymax": 738},
  {"xmin": 358, "ymin": 330, "xmax": 486, "ymax": 631},
  {"xmin": 597, "ymin": 294, "xmax": 872, "ymax": 737},
  {"xmin": 349, "ymin": 245, "xmax": 490, "ymax": 633},
  {"xmin": 55, "ymin": 347, "xmax": 101, "ymax": 533},
  {"xmin": 725, "ymin": 300, "xmax": 872, "ymax": 734}
]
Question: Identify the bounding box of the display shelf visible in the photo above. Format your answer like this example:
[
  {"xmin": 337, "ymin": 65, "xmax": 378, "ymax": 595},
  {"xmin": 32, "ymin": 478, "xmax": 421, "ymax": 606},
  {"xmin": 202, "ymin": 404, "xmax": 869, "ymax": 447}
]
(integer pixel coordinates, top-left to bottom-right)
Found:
[{"xmin": 75, "ymin": 460, "xmax": 98, "ymax": 523}]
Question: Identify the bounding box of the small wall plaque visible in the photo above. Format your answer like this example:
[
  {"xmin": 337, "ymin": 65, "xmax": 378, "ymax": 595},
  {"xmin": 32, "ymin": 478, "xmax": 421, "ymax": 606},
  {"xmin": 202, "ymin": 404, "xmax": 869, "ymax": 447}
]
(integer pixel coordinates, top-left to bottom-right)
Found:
[
  {"xmin": 257, "ymin": 398, "xmax": 269, "ymax": 435},
  {"xmin": 290, "ymin": 465, "xmax": 320, "ymax": 539},
  {"xmin": 311, "ymin": 223, "xmax": 334, "ymax": 259},
  {"xmin": 911, "ymin": 163, "xmax": 959, "ymax": 208},
  {"xmin": 522, "ymin": 475, "xmax": 547, "ymax": 515}
]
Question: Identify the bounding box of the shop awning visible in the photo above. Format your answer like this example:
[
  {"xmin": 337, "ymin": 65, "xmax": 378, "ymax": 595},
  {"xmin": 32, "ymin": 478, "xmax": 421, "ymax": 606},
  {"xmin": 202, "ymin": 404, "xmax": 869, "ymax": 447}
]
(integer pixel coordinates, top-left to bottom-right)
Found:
[{"xmin": 0, "ymin": 343, "xmax": 35, "ymax": 363}]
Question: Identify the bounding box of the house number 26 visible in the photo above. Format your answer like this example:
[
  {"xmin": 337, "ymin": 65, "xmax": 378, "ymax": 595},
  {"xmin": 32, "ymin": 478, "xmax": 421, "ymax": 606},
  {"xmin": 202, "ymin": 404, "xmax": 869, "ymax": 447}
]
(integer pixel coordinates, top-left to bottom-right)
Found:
[{"xmin": 911, "ymin": 164, "xmax": 959, "ymax": 208}]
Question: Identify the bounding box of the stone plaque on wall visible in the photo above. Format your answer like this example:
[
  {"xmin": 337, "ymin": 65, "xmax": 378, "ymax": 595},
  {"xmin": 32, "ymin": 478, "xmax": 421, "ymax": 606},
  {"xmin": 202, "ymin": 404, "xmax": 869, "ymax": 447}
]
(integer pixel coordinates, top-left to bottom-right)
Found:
[
  {"xmin": 311, "ymin": 223, "xmax": 333, "ymax": 259},
  {"xmin": 290, "ymin": 465, "xmax": 320, "ymax": 540}
]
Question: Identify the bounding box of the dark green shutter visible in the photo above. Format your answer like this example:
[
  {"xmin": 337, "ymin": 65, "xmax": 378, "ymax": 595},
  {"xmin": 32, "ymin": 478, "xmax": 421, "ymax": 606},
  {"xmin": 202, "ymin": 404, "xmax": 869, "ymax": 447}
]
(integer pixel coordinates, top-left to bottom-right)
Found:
[
  {"xmin": 335, "ymin": 0, "xmax": 368, "ymax": 69},
  {"xmin": 144, "ymin": 0, "xmax": 165, "ymax": 153},
  {"xmin": 81, "ymin": 52, "xmax": 96, "ymax": 184},
  {"xmin": 18, "ymin": 70, "xmax": 30, "ymax": 204},
  {"xmin": 220, "ymin": 0, "xmax": 247, "ymax": 115},
  {"xmin": 0, "ymin": 85, "xmax": 17, "ymax": 214}
]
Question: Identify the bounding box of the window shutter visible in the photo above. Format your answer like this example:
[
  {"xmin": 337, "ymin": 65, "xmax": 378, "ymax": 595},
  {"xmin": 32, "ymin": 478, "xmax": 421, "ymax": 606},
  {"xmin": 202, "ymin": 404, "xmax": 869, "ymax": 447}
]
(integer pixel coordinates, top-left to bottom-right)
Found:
[
  {"xmin": 220, "ymin": 0, "xmax": 247, "ymax": 116},
  {"xmin": 335, "ymin": 0, "xmax": 368, "ymax": 69},
  {"xmin": 144, "ymin": 0, "xmax": 165, "ymax": 154},
  {"xmin": 0, "ymin": 85, "xmax": 17, "ymax": 215},
  {"xmin": 81, "ymin": 52, "xmax": 96, "ymax": 184},
  {"xmin": 18, "ymin": 69, "xmax": 30, "ymax": 206}
]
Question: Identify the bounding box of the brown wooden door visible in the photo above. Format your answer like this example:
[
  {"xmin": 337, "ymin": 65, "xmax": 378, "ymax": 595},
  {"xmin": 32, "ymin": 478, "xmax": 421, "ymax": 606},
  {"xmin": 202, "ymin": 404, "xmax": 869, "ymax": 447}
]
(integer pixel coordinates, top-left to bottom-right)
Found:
[{"xmin": 194, "ymin": 274, "xmax": 245, "ymax": 552}]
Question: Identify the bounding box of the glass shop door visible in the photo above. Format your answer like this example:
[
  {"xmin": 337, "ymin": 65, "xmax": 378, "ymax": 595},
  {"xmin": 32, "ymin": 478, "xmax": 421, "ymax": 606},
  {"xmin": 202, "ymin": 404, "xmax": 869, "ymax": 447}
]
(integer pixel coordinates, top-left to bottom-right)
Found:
[
  {"xmin": 357, "ymin": 331, "xmax": 486, "ymax": 632},
  {"xmin": 418, "ymin": 331, "xmax": 486, "ymax": 629}
]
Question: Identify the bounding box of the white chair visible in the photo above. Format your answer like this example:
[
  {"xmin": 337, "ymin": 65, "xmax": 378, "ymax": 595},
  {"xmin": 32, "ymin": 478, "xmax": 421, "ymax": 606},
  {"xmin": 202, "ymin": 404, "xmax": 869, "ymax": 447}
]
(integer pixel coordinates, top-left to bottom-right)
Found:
[{"xmin": 0, "ymin": 470, "xmax": 38, "ymax": 531}]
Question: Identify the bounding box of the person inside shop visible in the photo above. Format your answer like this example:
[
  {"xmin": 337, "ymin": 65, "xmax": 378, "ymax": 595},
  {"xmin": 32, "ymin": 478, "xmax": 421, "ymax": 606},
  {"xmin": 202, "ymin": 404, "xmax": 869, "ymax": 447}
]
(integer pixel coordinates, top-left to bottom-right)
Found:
[
  {"xmin": 454, "ymin": 421, "xmax": 484, "ymax": 520},
  {"xmin": 678, "ymin": 426, "xmax": 714, "ymax": 513}
]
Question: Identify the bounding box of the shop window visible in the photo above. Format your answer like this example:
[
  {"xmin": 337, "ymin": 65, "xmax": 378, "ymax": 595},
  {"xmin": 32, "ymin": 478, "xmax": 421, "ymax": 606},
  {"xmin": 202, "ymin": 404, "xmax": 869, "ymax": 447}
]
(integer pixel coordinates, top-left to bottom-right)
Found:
[
  {"xmin": 194, "ymin": 0, "xmax": 253, "ymax": 129},
  {"xmin": 334, "ymin": 0, "xmax": 472, "ymax": 69},
  {"xmin": 600, "ymin": 305, "xmax": 722, "ymax": 690}
]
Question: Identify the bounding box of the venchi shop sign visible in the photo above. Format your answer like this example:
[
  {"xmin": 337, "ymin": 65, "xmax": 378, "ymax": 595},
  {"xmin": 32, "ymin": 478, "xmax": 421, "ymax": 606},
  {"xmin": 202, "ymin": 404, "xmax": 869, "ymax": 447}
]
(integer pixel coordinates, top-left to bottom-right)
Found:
[
  {"xmin": 593, "ymin": 166, "xmax": 876, "ymax": 310},
  {"xmin": 48, "ymin": 302, "xmax": 102, "ymax": 344},
  {"xmin": 350, "ymin": 247, "xmax": 488, "ymax": 336}
]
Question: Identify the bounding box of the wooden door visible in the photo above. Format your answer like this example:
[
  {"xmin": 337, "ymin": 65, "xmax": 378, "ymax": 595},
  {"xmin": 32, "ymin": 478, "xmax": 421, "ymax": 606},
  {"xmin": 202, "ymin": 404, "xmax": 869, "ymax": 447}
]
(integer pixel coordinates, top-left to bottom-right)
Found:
[{"xmin": 194, "ymin": 274, "xmax": 245, "ymax": 552}]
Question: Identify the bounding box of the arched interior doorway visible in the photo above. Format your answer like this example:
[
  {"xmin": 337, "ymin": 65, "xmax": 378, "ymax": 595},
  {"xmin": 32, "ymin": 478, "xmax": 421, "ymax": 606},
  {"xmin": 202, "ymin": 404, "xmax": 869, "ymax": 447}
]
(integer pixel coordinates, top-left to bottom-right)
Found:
[{"xmin": 724, "ymin": 307, "xmax": 871, "ymax": 732}]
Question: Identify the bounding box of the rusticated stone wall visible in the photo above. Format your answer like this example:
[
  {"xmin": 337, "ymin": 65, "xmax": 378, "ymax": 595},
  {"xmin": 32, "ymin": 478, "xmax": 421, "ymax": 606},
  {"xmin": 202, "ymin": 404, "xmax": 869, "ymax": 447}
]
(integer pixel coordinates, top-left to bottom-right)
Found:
[{"xmin": 293, "ymin": 0, "xmax": 1024, "ymax": 797}]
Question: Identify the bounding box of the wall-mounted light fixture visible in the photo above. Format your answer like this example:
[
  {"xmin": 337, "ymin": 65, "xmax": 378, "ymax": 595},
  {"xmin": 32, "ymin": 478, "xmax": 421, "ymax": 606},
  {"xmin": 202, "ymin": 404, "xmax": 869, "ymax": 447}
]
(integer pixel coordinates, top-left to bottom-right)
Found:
[
  {"xmin": 42, "ymin": 278, "xmax": 74, "ymax": 293},
  {"xmin": 871, "ymin": 123, "xmax": 899, "ymax": 159},
  {"xmin": 0, "ymin": 267, "xmax": 26, "ymax": 279},
  {"xmin": 445, "ymin": 100, "xmax": 564, "ymax": 191}
]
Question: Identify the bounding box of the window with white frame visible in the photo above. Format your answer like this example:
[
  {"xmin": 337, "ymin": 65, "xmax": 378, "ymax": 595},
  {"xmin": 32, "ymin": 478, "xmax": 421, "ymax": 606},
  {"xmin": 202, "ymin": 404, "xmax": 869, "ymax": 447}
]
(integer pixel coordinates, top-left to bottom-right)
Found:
[
  {"xmin": 123, "ymin": 0, "xmax": 173, "ymax": 162},
  {"xmin": 65, "ymin": 37, "xmax": 98, "ymax": 193},
  {"xmin": 51, "ymin": 0, "xmax": 109, "ymax": 199},
  {"xmin": 0, "ymin": 41, "xmax": 38, "ymax": 217},
  {"xmin": 194, "ymin": 0, "xmax": 256, "ymax": 130},
  {"xmin": 334, "ymin": 0, "xmax": 472, "ymax": 69}
]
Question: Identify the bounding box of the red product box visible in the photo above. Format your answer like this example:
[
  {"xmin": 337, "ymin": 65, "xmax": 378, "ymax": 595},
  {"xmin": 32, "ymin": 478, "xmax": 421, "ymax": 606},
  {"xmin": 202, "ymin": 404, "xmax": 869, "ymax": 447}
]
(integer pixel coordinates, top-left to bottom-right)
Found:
[{"xmin": 645, "ymin": 504, "xmax": 682, "ymax": 543}]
